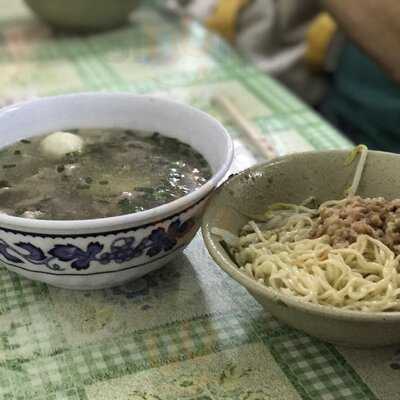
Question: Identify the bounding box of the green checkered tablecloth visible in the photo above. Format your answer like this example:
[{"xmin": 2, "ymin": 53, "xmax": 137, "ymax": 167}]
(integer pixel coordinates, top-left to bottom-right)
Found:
[{"xmin": 1, "ymin": 2, "xmax": 399, "ymax": 400}]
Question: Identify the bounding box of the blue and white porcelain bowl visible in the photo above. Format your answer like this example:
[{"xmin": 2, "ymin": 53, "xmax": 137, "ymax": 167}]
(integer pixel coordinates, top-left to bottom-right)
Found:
[{"xmin": 0, "ymin": 93, "xmax": 233, "ymax": 289}]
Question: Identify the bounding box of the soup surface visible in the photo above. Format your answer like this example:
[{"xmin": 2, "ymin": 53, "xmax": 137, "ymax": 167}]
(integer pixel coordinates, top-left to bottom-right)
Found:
[{"xmin": 0, "ymin": 129, "xmax": 212, "ymax": 220}]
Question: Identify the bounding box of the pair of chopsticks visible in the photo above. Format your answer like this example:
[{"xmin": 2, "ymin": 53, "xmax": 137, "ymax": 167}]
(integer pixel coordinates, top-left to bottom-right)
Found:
[{"xmin": 213, "ymin": 94, "xmax": 276, "ymax": 160}]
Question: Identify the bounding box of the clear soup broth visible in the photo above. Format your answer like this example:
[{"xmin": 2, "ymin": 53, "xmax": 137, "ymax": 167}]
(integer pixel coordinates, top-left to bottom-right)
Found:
[{"xmin": 0, "ymin": 129, "xmax": 212, "ymax": 220}]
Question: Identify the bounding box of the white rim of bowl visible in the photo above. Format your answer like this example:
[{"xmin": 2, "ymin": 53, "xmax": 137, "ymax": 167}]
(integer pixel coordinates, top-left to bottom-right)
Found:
[
  {"xmin": 202, "ymin": 150, "xmax": 400, "ymax": 321},
  {"xmin": 0, "ymin": 93, "xmax": 234, "ymax": 232}
]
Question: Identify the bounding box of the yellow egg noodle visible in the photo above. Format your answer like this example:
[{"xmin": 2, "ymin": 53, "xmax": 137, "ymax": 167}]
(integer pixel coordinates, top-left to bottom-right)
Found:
[{"xmin": 214, "ymin": 146, "xmax": 400, "ymax": 312}]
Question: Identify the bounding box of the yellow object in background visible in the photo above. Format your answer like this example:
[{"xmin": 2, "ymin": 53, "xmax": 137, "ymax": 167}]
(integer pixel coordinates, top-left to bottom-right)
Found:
[
  {"xmin": 206, "ymin": 0, "xmax": 249, "ymax": 42},
  {"xmin": 306, "ymin": 12, "xmax": 337, "ymax": 71}
]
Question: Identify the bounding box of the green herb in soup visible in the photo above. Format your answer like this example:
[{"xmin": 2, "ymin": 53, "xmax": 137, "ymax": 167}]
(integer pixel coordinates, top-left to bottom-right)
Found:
[{"xmin": 0, "ymin": 129, "xmax": 212, "ymax": 220}]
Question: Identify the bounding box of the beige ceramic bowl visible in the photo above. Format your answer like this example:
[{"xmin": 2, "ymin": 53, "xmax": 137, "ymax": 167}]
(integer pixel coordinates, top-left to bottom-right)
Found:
[
  {"xmin": 24, "ymin": 0, "xmax": 138, "ymax": 32},
  {"xmin": 202, "ymin": 150, "xmax": 400, "ymax": 347}
]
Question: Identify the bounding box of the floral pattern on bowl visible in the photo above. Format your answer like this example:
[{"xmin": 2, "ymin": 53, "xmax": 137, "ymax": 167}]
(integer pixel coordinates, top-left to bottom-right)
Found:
[
  {"xmin": 0, "ymin": 197, "xmax": 205, "ymax": 290},
  {"xmin": 0, "ymin": 218, "xmax": 195, "ymax": 272}
]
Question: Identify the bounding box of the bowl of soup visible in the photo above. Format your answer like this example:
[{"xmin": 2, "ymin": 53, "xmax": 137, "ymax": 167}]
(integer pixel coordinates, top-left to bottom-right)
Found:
[{"xmin": 0, "ymin": 93, "xmax": 233, "ymax": 289}]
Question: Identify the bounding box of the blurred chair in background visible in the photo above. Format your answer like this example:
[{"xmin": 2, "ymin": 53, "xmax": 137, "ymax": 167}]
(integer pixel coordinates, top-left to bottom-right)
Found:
[
  {"xmin": 167, "ymin": 0, "xmax": 400, "ymax": 151},
  {"xmin": 167, "ymin": 0, "xmax": 324, "ymax": 105}
]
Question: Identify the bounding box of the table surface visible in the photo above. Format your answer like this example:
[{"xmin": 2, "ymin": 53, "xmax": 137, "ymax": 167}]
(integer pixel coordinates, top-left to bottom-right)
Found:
[{"xmin": 1, "ymin": 2, "xmax": 399, "ymax": 400}]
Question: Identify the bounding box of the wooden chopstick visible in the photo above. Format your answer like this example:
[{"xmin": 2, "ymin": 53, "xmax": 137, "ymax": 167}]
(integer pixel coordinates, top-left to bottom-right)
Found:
[{"xmin": 213, "ymin": 94, "xmax": 276, "ymax": 160}]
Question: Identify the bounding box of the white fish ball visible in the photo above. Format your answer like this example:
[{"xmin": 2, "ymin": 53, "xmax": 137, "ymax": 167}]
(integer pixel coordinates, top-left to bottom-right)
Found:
[{"xmin": 40, "ymin": 131, "xmax": 84, "ymax": 159}]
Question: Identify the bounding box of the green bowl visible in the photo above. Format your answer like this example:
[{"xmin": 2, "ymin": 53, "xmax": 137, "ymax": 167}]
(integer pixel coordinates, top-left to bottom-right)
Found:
[
  {"xmin": 202, "ymin": 150, "xmax": 400, "ymax": 347},
  {"xmin": 24, "ymin": 0, "xmax": 138, "ymax": 32}
]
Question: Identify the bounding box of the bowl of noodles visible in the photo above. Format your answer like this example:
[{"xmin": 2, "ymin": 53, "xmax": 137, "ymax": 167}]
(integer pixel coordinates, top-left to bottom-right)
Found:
[{"xmin": 202, "ymin": 146, "xmax": 400, "ymax": 347}]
